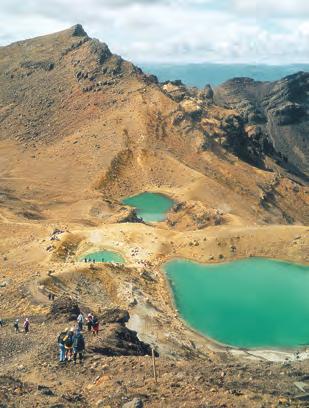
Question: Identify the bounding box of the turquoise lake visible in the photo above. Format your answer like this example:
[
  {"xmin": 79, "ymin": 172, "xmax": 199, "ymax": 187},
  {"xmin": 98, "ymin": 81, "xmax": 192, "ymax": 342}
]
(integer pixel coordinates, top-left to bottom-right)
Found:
[
  {"xmin": 80, "ymin": 250, "xmax": 125, "ymax": 263},
  {"xmin": 122, "ymin": 192, "xmax": 174, "ymax": 222},
  {"xmin": 165, "ymin": 258, "xmax": 309, "ymax": 348}
]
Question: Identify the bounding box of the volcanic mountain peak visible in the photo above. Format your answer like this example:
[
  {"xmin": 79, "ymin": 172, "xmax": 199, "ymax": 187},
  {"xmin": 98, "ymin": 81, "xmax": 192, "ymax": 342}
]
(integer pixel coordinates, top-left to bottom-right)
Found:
[{"xmin": 0, "ymin": 26, "xmax": 308, "ymax": 229}]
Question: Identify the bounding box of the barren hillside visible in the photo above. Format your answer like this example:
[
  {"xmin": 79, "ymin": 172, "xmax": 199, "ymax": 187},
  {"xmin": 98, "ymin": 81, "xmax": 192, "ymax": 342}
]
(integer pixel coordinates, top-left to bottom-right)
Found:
[{"xmin": 0, "ymin": 25, "xmax": 308, "ymax": 408}]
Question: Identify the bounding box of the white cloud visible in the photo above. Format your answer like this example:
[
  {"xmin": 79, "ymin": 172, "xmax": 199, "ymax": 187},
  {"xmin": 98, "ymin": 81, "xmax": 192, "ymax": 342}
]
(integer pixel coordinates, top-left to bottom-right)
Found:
[
  {"xmin": 0, "ymin": 0, "xmax": 308, "ymax": 64},
  {"xmin": 232, "ymin": 0, "xmax": 309, "ymax": 18}
]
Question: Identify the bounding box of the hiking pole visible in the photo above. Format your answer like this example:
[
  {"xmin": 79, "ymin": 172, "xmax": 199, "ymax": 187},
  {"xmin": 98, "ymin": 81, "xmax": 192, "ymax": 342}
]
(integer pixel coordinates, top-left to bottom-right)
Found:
[{"xmin": 152, "ymin": 347, "xmax": 157, "ymax": 384}]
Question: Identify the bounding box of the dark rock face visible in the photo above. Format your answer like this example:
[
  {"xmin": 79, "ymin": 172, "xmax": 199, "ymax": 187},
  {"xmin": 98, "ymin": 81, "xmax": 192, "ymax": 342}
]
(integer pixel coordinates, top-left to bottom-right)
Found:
[
  {"xmin": 49, "ymin": 296, "xmax": 80, "ymax": 321},
  {"xmin": 214, "ymin": 72, "xmax": 309, "ymax": 180},
  {"xmin": 89, "ymin": 39, "xmax": 112, "ymax": 64},
  {"xmin": 71, "ymin": 24, "xmax": 88, "ymax": 37},
  {"xmin": 271, "ymin": 102, "xmax": 305, "ymax": 126},
  {"xmin": 100, "ymin": 308, "xmax": 129, "ymax": 324}
]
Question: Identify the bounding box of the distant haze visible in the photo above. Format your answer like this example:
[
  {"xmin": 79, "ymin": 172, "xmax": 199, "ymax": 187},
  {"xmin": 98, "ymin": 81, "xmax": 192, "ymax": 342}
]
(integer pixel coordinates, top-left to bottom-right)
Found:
[{"xmin": 141, "ymin": 63, "xmax": 309, "ymax": 87}]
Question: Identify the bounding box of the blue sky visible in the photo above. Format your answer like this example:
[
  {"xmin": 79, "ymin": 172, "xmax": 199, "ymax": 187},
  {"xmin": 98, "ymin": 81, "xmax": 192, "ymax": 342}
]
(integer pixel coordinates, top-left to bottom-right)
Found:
[{"xmin": 1, "ymin": 0, "xmax": 308, "ymax": 64}]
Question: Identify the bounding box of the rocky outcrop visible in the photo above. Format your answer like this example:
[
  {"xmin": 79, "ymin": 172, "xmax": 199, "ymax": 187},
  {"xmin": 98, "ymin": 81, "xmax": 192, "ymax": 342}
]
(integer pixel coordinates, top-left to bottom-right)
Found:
[
  {"xmin": 107, "ymin": 207, "xmax": 143, "ymax": 224},
  {"xmin": 49, "ymin": 295, "xmax": 80, "ymax": 321},
  {"xmin": 89, "ymin": 309, "xmax": 153, "ymax": 357},
  {"xmin": 166, "ymin": 200, "xmax": 224, "ymax": 230},
  {"xmin": 90, "ymin": 324, "xmax": 152, "ymax": 357},
  {"xmin": 71, "ymin": 23, "xmax": 88, "ymax": 37}
]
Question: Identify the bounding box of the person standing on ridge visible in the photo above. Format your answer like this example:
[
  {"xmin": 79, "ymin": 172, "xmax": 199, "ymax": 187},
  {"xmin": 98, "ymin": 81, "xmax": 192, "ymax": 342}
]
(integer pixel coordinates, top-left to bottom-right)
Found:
[
  {"xmin": 57, "ymin": 327, "xmax": 68, "ymax": 363},
  {"xmin": 23, "ymin": 318, "xmax": 30, "ymax": 334},
  {"xmin": 14, "ymin": 319, "xmax": 19, "ymax": 333},
  {"xmin": 77, "ymin": 312, "xmax": 84, "ymax": 331},
  {"xmin": 72, "ymin": 329, "xmax": 85, "ymax": 364},
  {"xmin": 92, "ymin": 316, "xmax": 99, "ymax": 335},
  {"xmin": 64, "ymin": 328, "xmax": 74, "ymax": 361}
]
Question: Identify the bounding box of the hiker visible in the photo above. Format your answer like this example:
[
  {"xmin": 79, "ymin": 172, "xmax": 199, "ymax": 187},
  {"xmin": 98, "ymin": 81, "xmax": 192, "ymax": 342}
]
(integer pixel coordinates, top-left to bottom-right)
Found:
[
  {"xmin": 77, "ymin": 312, "xmax": 84, "ymax": 331},
  {"xmin": 86, "ymin": 313, "xmax": 93, "ymax": 332},
  {"xmin": 0, "ymin": 318, "xmax": 3, "ymax": 327},
  {"xmin": 64, "ymin": 328, "xmax": 74, "ymax": 361},
  {"xmin": 14, "ymin": 319, "xmax": 19, "ymax": 333},
  {"xmin": 92, "ymin": 316, "xmax": 99, "ymax": 336},
  {"xmin": 72, "ymin": 329, "xmax": 85, "ymax": 364},
  {"xmin": 51, "ymin": 294, "xmax": 55, "ymax": 301},
  {"xmin": 57, "ymin": 327, "xmax": 68, "ymax": 363},
  {"xmin": 48, "ymin": 293, "xmax": 52, "ymax": 301},
  {"xmin": 24, "ymin": 318, "xmax": 30, "ymax": 334}
]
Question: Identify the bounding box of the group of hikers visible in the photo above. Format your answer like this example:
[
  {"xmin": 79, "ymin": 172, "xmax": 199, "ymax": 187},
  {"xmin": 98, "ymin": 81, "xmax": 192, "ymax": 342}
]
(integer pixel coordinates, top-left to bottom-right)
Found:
[
  {"xmin": 0, "ymin": 312, "xmax": 99, "ymax": 365},
  {"xmin": 57, "ymin": 312, "xmax": 99, "ymax": 364},
  {"xmin": 77, "ymin": 312, "xmax": 99, "ymax": 334},
  {"xmin": 10, "ymin": 318, "xmax": 30, "ymax": 333}
]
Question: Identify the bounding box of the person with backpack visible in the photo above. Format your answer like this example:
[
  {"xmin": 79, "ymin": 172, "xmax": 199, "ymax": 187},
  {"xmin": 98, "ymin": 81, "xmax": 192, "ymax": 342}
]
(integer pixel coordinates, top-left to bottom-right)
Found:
[
  {"xmin": 92, "ymin": 316, "xmax": 99, "ymax": 336},
  {"xmin": 63, "ymin": 328, "xmax": 74, "ymax": 361},
  {"xmin": 72, "ymin": 329, "xmax": 85, "ymax": 364},
  {"xmin": 57, "ymin": 327, "xmax": 68, "ymax": 363},
  {"xmin": 23, "ymin": 318, "xmax": 30, "ymax": 334},
  {"xmin": 14, "ymin": 319, "xmax": 19, "ymax": 333},
  {"xmin": 77, "ymin": 313, "xmax": 84, "ymax": 331},
  {"xmin": 86, "ymin": 313, "xmax": 93, "ymax": 332}
]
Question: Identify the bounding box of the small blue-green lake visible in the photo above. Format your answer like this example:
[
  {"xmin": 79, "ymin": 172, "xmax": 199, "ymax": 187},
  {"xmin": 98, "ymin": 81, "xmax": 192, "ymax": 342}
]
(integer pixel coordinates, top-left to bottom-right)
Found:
[
  {"xmin": 122, "ymin": 192, "xmax": 174, "ymax": 222},
  {"xmin": 80, "ymin": 250, "xmax": 125, "ymax": 263},
  {"xmin": 165, "ymin": 258, "xmax": 309, "ymax": 348}
]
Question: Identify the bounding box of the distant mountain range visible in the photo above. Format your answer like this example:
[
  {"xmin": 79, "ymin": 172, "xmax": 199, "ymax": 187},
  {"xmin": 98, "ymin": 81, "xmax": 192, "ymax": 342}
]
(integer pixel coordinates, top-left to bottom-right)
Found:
[{"xmin": 141, "ymin": 63, "xmax": 309, "ymax": 87}]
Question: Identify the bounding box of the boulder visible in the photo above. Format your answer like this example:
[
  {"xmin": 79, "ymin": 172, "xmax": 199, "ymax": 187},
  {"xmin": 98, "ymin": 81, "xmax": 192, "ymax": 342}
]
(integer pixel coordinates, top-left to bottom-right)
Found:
[
  {"xmin": 91, "ymin": 324, "xmax": 152, "ymax": 356},
  {"xmin": 122, "ymin": 398, "xmax": 144, "ymax": 408}
]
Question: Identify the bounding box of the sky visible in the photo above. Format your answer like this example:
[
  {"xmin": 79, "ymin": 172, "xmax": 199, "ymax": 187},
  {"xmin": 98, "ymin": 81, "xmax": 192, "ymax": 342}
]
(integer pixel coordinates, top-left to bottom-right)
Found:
[{"xmin": 1, "ymin": 0, "xmax": 309, "ymax": 64}]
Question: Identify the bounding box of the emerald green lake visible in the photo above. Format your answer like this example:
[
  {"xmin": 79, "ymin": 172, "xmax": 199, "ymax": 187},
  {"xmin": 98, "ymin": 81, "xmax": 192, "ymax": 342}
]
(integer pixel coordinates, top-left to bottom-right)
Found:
[
  {"xmin": 165, "ymin": 258, "xmax": 309, "ymax": 348},
  {"xmin": 80, "ymin": 250, "xmax": 125, "ymax": 263},
  {"xmin": 122, "ymin": 192, "xmax": 174, "ymax": 222}
]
